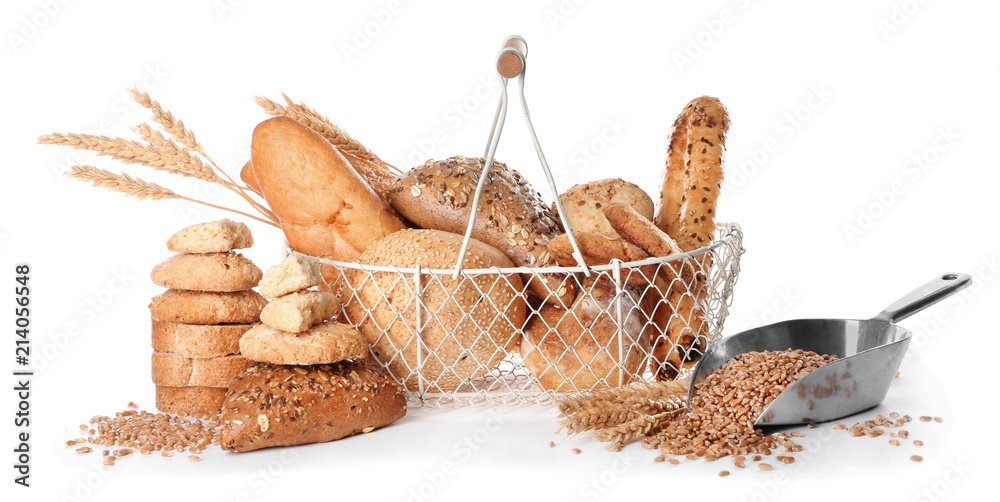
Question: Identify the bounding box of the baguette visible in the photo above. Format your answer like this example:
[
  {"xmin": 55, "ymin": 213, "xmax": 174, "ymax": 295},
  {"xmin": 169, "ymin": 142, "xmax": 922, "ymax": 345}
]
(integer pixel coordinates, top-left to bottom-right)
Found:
[{"xmin": 250, "ymin": 117, "xmax": 405, "ymax": 276}]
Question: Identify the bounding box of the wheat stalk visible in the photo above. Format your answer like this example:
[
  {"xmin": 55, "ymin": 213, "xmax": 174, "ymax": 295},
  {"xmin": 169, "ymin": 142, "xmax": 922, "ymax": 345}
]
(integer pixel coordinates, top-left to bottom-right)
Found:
[
  {"xmin": 590, "ymin": 410, "xmax": 683, "ymax": 444},
  {"xmin": 65, "ymin": 166, "xmax": 278, "ymax": 226},
  {"xmin": 67, "ymin": 165, "xmax": 179, "ymax": 201},
  {"xmin": 130, "ymin": 87, "xmax": 203, "ymax": 155},
  {"xmin": 39, "ymin": 132, "xmax": 219, "ymax": 183},
  {"xmin": 556, "ymin": 379, "xmax": 688, "ymax": 415}
]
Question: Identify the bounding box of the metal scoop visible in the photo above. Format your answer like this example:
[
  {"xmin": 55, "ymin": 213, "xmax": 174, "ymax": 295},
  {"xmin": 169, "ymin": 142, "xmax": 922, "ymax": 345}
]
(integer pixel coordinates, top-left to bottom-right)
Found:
[{"xmin": 686, "ymin": 273, "xmax": 972, "ymax": 427}]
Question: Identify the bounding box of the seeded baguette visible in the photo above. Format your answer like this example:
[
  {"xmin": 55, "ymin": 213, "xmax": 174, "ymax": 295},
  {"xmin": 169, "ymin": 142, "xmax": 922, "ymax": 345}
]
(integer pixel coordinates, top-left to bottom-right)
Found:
[
  {"xmin": 220, "ymin": 360, "xmax": 406, "ymax": 452},
  {"xmin": 387, "ymin": 156, "xmax": 573, "ymax": 305}
]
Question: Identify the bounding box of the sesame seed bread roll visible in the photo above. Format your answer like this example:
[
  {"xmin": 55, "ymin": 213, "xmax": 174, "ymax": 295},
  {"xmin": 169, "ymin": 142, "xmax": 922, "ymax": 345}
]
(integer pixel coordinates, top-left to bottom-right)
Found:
[
  {"xmin": 250, "ymin": 116, "xmax": 405, "ymax": 264},
  {"xmin": 387, "ymin": 156, "xmax": 573, "ymax": 305},
  {"xmin": 344, "ymin": 229, "xmax": 526, "ymax": 393}
]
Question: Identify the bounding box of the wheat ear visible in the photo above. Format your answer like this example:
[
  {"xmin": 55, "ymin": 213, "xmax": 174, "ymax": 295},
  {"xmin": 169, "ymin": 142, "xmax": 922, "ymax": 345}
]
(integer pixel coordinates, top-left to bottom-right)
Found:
[
  {"xmin": 590, "ymin": 410, "xmax": 684, "ymax": 444},
  {"xmin": 66, "ymin": 166, "xmax": 278, "ymax": 226}
]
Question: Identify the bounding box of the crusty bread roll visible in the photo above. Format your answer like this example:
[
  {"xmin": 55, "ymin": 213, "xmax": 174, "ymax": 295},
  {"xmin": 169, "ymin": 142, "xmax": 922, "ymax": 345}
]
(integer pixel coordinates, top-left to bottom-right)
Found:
[
  {"xmin": 240, "ymin": 160, "xmax": 261, "ymax": 196},
  {"xmin": 250, "ymin": 116, "xmax": 405, "ymax": 268},
  {"xmin": 220, "ymin": 360, "xmax": 406, "ymax": 452},
  {"xmin": 520, "ymin": 275, "xmax": 650, "ymax": 392},
  {"xmin": 546, "ymin": 232, "xmax": 653, "ymax": 285},
  {"xmin": 387, "ymin": 156, "xmax": 573, "ymax": 305},
  {"xmin": 558, "ymin": 178, "xmax": 654, "ymax": 234},
  {"xmin": 344, "ymin": 229, "xmax": 526, "ymax": 392}
]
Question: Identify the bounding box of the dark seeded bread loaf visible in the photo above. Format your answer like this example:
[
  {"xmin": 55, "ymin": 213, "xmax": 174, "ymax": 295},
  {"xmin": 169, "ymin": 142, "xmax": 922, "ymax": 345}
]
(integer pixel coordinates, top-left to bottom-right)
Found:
[{"xmin": 219, "ymin": 359, "xmax": 406, "ymax": 452}]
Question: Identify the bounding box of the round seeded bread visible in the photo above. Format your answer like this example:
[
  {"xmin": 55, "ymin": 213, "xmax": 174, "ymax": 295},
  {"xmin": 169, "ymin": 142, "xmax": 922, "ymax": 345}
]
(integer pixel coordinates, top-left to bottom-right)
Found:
[{"xmin": 344, "ymin": 229, "xmax": 526, "ymax": 393}]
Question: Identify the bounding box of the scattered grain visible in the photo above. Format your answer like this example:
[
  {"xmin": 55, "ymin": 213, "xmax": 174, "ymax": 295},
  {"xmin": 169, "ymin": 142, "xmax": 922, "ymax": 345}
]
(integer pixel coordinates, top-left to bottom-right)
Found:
[
  {"xmin": 914, "ymin": 440, "xmax": 923, "ymax": 447},
  {"xmin": 75, "ymin": 447, "xmax": 92, "ymax": 454},
  {"xmin": 759, "ymin": 463, "xmax": 773, "ymax": 471},
  {"xmin": 719, "ymin": 470, "xmax": 730, "ymax": 477},
  {"xmin": 911, "ymin": 455, "xmax": 923, "ymax": 462},
  {"xmin": 571, "ymin": 448, "xmax": 582, "ymax": 455},
  {"xmin": 188, "ymin": 455, "xmax": 200, "ymax": 462}
]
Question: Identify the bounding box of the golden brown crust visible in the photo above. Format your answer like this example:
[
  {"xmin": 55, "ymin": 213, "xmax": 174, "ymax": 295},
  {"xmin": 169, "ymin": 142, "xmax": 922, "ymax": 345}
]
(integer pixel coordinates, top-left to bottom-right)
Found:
[
  {"xmin": 167, "ymin": 219, "xmax": 253, "ymax": 254},
  {"xmin": 520, "ymin": 275, "xmax": 650, "ymax": 392},
  {"xmin": 219, "ymin": 360, "xmax": 406, "ymax": 452},
  {"xmin": 155, "ymin": 385, "xmax": 227, "ymax": 415},
  {"xmin": 239, "ymin": 321, "xmax": 369, "ymax": 365},
  {"xmin": 344, "ymin": 229, "xmax": 526, "ymax": 392},
  {"xmin": 239, "ymin": 160, "xmax": 262, "ymax": 196},
  {"xmin": 259, "ymin": 291, "xmax": 339, "ymax": 333},
  {"xmin": 151, "ymin": 351, "xmax": 252, "ymax": 388},
  {"xmin": 558, "ymin": 178, "xmax": 654, "ymax": 234},
  {"xmin": 150, "ymin": 252, "xmax": 262, "ymax": 292},
  {"xmin": 251, "ymin": 117, "xmax": 405, "ymax": 263},
  {"xmin": 150, "ymin": 317, "xmax": 250, "ymax": 358},
  {"xmin": 654, "ymin": 96, "xmax": 729, "ymax": 251},
  {"xmin": 386, "ymin": 156, "xmax": 573, "ymax": 305},
  {"xmin": 148, "ymin": 289, "xmax": 266, "ymax": 325},
  {"xmin": 547, "ymin": 232, "xmax": 654, "ymax": 285}
]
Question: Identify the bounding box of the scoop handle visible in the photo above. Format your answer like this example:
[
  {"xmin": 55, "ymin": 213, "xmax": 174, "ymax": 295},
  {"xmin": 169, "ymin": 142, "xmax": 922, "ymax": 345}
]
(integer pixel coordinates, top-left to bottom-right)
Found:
[{"xmin": 873, "ymin": 273, "xmax": 972, "ymax": 323}]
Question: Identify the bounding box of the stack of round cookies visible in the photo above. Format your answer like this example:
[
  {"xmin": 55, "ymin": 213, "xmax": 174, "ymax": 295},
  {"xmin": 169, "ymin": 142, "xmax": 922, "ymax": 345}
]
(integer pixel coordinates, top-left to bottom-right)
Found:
[
  {"xmin": 148, "ymin": 220, "xmax": 267, "ymax": 414},
  {"xmin": 239, "ymin": 254, "xmax": 369, "ymax": 365}
]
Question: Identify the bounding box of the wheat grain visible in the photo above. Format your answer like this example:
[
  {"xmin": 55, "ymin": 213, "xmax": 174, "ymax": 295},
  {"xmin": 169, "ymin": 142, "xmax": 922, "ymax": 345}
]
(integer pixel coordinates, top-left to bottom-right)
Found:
[
  {"xmin": 39, "ymin": 132, "xmax": 218, "ymax": 183},
  {"xmin": 591, "ymin": 410, "xmax": 683, "ymax": 444}
]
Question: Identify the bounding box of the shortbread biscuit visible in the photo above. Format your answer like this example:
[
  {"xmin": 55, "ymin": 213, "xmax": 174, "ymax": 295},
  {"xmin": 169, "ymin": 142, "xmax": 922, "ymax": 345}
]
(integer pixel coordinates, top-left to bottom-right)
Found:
[
  {"xmin": 167, "ymin": 219, "xmax": 253, "ymax": 253},
  {"xmin": 150, "ymin": 317, "xmax": 251, "ymax": 358},
  {"xmin": 151, "ymin": 252, "xmax": 262, "ymax": 292},
  {"xmin": 238, "ymin": 322, "xmax": 369, "ymax": 365},
  {"xmin": 149, "ymin": 289, "xmax": 267, "ymax": 325},
  {"xmin": 151, "ymin": 351, "xmax": 252, "ymax": 388},
  {"xmin": 155, "ymin": 385, "xmax": 228, "ymax": 415},
  {"xmin": 259, "ymin": 291, "xmax": 339, "ymax": 333},
  {"xmin": 259, "ymin": 254, "xmax": 322, "ymax": 298}
]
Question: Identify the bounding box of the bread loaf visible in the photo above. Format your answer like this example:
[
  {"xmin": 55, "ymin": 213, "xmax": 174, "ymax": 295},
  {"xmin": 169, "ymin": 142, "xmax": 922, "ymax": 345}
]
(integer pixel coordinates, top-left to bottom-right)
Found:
[
  {"xmin": 557, "ymin": 178, "xmax": 654, "ymax": 234},
  {"xmin": 155, "ymin": 385, "xmax": 228, "ymax": 415},
  {"xmin": 387, "ymin": 156, "xmax": 573, "ymax": 305},
  {"xmin": 250, "ymin": 116, "xmax": 405, "ymax": 269},
  {"xmin": 344, "ymin": 229, "xmax": 526, "ymax": 392},
  {"xmin": 150, "ymin": 317, "xmax": 250, "ymax": 357},
  {"xmin": 520, "ymin": 275, "xmax": 649, "ymax": 392},
  {"xmin": 148, "ymin": 289, "xmax": 266, "ymax": 325},
  {"xmin": 151, "ymin": 351, "xmax": 252, "ymax": 388},
  {"xmin": 219, "ymin": 360, "xmax": 406, "ymax": 452}
]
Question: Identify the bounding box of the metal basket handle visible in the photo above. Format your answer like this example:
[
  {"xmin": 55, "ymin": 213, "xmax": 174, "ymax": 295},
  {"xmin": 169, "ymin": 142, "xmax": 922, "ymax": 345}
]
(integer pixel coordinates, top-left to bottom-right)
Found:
[{"xmin": 452, "ymin": 35, "xmax": 591, "ymax": 279}]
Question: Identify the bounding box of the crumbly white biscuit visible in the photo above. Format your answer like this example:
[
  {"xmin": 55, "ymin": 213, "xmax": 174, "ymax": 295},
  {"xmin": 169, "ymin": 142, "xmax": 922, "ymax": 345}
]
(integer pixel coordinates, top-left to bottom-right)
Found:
[
  {"xmin": 167, "ymin": 219, "xmax": 253, "ymax": 254},
  {"xmin": 259, "ymin": 291, "xmax": 339, "ymax": 333},
  {"xmin": 259, "ymin": 254, "xmax": 322, "ymax": 298}
]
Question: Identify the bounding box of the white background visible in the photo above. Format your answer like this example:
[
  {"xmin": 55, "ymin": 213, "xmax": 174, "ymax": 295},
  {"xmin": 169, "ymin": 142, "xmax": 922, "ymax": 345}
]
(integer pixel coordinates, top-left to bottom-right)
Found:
[{"xmin": 2, "ymin": 0, "xmax": 998, "ymax": 501}]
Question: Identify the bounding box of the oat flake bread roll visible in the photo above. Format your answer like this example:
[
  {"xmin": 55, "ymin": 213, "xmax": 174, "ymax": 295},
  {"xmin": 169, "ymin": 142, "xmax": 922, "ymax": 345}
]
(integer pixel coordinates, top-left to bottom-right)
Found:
[
  {"xmin": 387, "ymin": 156, "xmax": 574, "ymax": 305},
  {"xmin": 250, "ymin": 117, "xmax": 406, "ymax": 286},
  {"xmin": 344, "ymin": 229, "xmax": 526, "ymax": 392}
]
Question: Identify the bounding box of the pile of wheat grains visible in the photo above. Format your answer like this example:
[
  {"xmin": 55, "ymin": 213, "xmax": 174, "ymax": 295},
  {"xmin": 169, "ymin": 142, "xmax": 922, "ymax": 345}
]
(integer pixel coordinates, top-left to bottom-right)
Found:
[
  {"xmin": 644, "ymin": 349, "xmax": 836, "ymax": 466},
  {"xmin": 67, "ymin": 402, "xmax": 220, "ymax": 465}
]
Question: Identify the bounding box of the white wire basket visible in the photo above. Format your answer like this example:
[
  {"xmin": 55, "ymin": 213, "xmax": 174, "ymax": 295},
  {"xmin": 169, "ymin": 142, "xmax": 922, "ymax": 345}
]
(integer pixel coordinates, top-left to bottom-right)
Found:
[
  {"xmin": 288, "ymin": 35, "xmax": 744, "ymax": 407},
  {"xmin": 294, "ymin": 222, "xmax": 743, "ymax": 407}
]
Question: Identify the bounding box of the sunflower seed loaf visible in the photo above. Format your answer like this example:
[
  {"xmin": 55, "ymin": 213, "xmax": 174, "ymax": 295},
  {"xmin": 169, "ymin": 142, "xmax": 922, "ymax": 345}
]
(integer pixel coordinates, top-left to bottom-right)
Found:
[
  {"xmin": 219, "ymin": 359, "xmax": 406, "ymax": 452},
  {"xmin": 387, "ymin": 156, "xmax": 573, "ymax": 305}
]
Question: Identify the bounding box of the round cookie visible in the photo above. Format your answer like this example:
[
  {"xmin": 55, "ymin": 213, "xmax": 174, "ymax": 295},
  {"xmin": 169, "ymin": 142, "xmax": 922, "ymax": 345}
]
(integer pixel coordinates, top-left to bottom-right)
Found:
[
  {"xmin": 239, "ymin": 321, "xmax": 369, "ymax": 365},
  {"xmin": 151, "ymin": 253, "xmax": 262, "ymax": 292},
  {"xmin": 149, "ymin": 289, "xmax": 267, "ymax": 325},
  {"xmin": 167, "ymin": 219, "xmax": 253, "ymax": 254}
]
